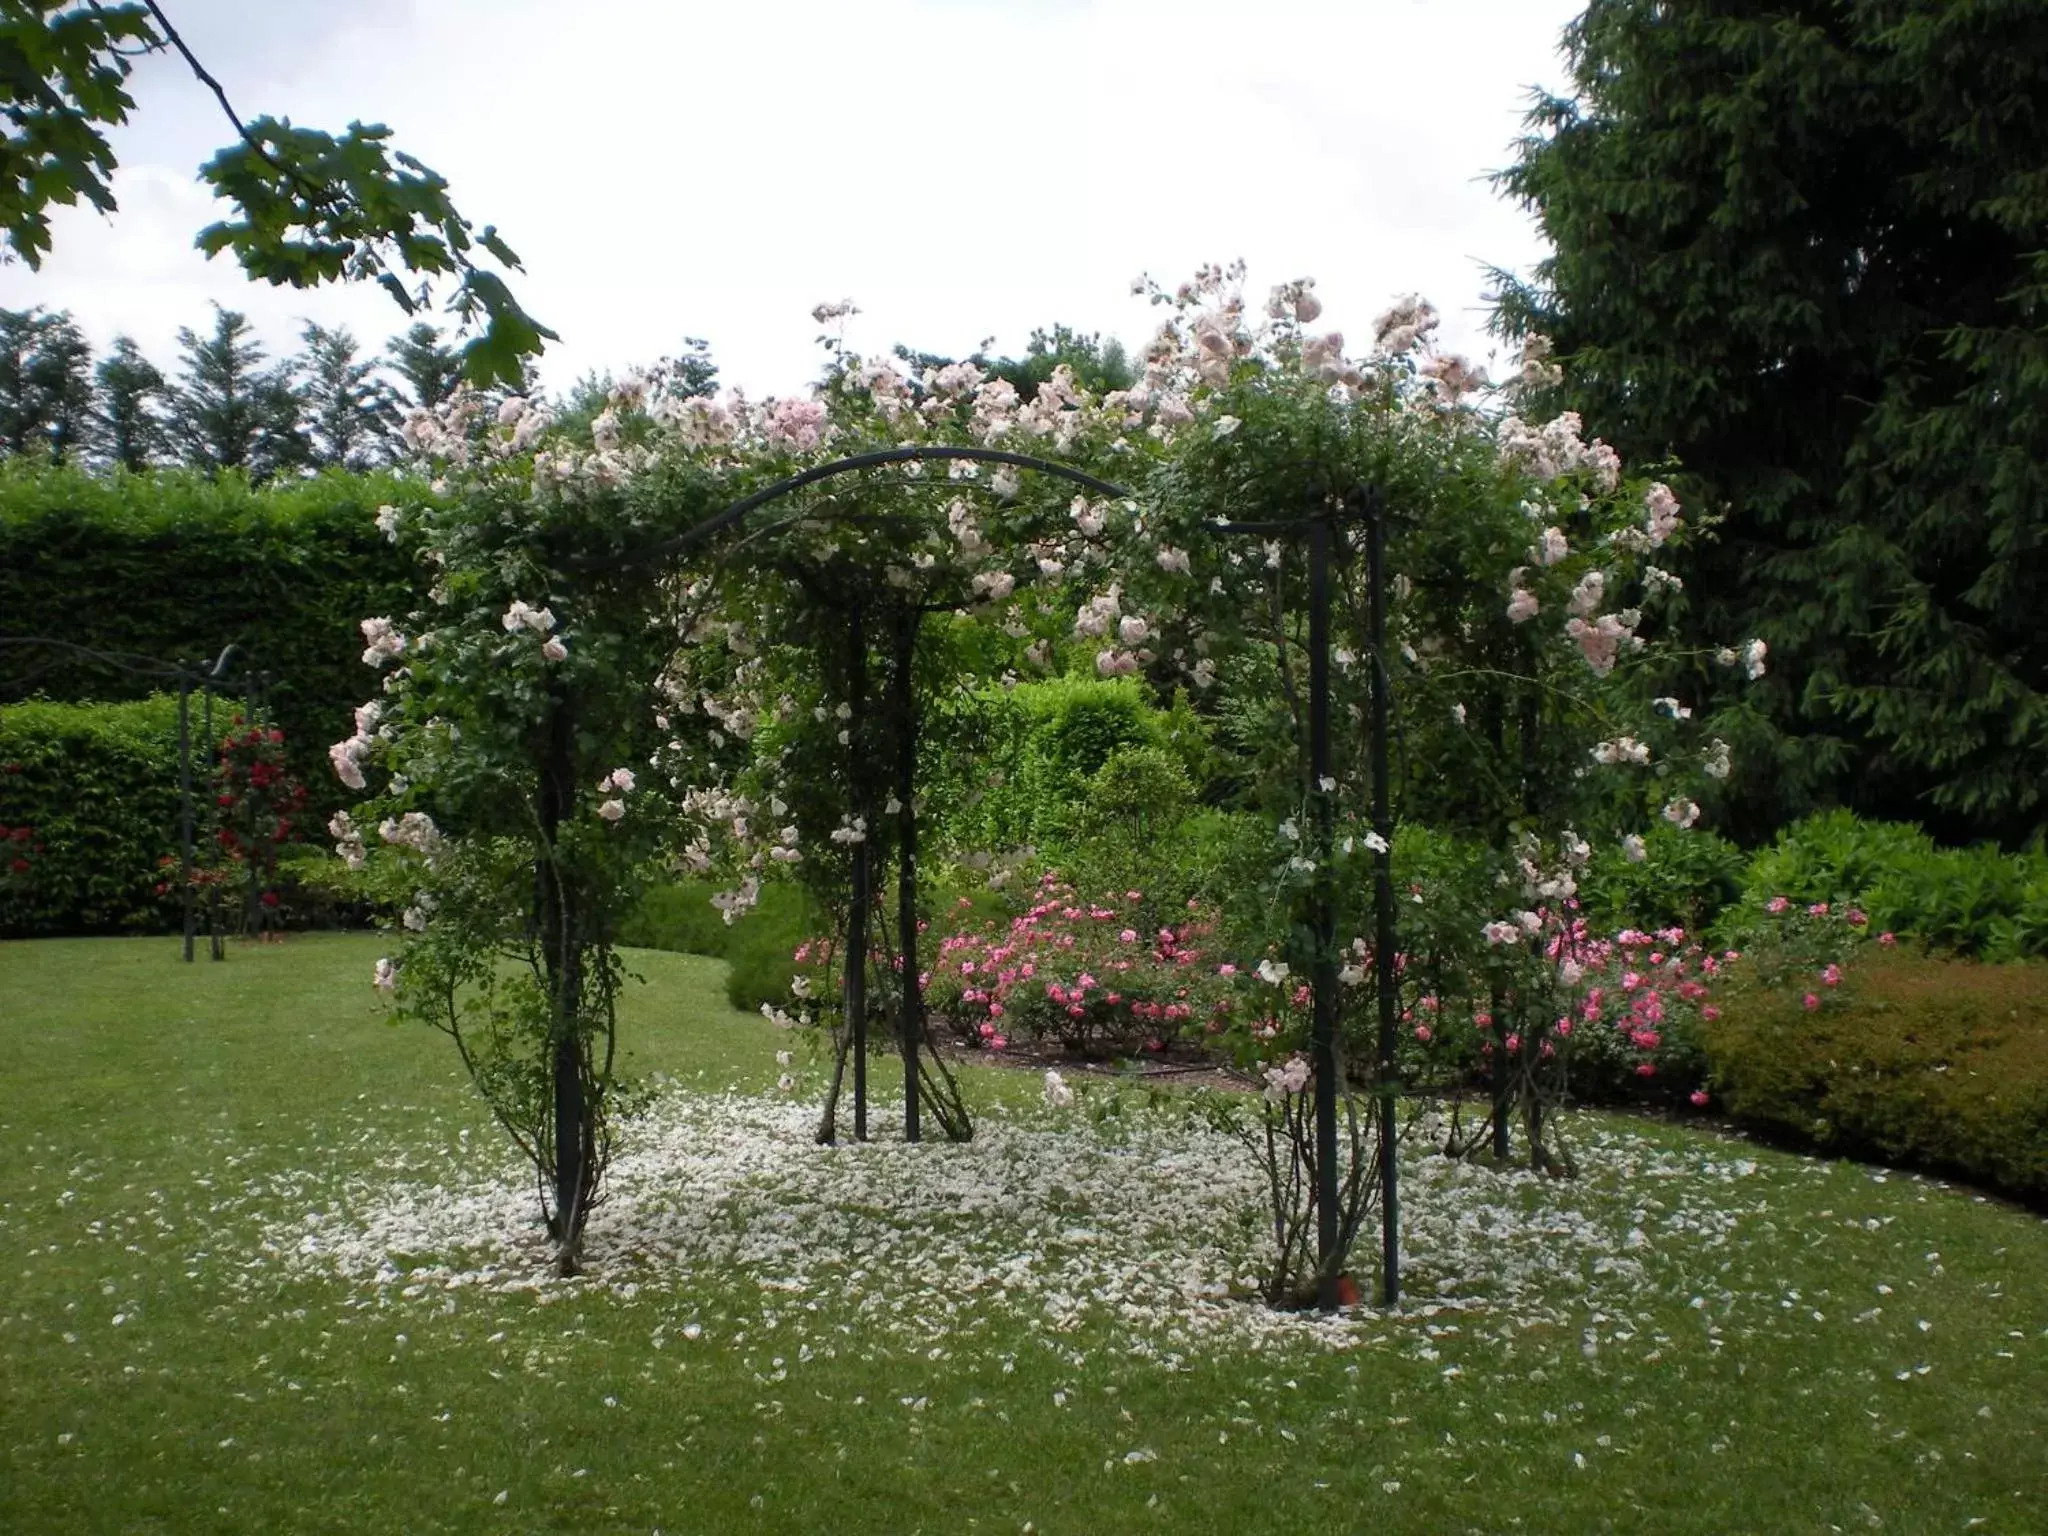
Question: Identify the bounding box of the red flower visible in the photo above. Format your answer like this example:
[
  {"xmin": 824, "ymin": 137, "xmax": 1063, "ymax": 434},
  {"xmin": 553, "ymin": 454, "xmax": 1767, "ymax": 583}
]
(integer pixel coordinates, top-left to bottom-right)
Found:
[{"xmin": 11, "ymin": 858, "xmax": 31, "ymax": 876}]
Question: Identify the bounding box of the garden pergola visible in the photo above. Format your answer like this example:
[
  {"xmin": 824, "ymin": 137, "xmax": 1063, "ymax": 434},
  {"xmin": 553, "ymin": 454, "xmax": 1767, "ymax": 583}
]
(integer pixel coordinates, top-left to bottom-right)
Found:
[{"xmin": 567, "ymin": 445, "xmax": 1404, "ymax": 1307}]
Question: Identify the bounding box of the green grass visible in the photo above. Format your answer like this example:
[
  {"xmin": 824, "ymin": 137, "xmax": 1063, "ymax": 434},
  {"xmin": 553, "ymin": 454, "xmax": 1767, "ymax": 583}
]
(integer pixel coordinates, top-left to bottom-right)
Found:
[{"xmin": 3, "ymin": 934, "xmax": 2045, "ymax": 1534}]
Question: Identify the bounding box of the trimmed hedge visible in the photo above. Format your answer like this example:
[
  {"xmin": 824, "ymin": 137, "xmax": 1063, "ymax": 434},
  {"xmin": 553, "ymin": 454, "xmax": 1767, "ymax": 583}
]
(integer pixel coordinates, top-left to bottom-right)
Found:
[
  {"xmin": 1703, "ymin": 953, "xmax": 2048, "ymax": 1204},
  {"xmin": 0, "ymin": 695, "xmax": 184, "ymax": 934},
  {"xmin": 0, "ymin": 461, "xmax": 423, "ymax": 823}
]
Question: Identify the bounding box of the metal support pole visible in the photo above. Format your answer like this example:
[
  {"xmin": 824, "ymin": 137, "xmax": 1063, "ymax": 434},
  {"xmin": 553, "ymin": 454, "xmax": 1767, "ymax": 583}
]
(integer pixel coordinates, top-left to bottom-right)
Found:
[
  {"xmin": 1307, "ymin": 514, "xmax": 1341, "ymax": 1311},
  {"xmin": 843, "ymin": 604, "xmax": 870, "ymax": 1142},
  {"xmin": 538, "ymin": 698, "xmax": 588, "ymax": 1273},
  {"xmin": 243, "ymin": 672, "xmax": 261, "ymax": 936},
  {"xmin": 202, "ymin": 685, "xmax": 222, "ymax": 961},
  {"xmin": 1367, "ymin": 489, "xmax": 1401, "ymax": 1307},
  {"xmin": 178, "ymin": 676, "xmax": 196, "ymax": 963},
  {"xmin": 1491, "ymin": 983, "xmax": 1512, "ymax": 1161},
  {"xmin": 892, "ymin": 604, "xmax": 922, "ymax": 1145}
]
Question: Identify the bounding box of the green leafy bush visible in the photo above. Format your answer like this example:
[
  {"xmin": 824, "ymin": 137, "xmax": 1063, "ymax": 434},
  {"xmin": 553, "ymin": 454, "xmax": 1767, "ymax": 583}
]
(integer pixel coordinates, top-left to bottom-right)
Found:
[
  {"xmin": 618, "ymin": 877, "xmax": 818, "ymax": 1013},
  {"xmin": 0, "ymin": 460, "xmax": 423, "ymax": 822},
  {"xmin": 1865, "ymin": 845, "xmax": 2048, "ymax": 960},
  {"xmin": 1726, "ymin": 810, "xmax": 2048, "ymax": 959},
  {"xmin": 1577, "ymin": 823, "xmax": 1746, "ymax": 933},
  {"xmin": 1738, "ymin": 810, "xmax": 1937, "ymax": 910},
  {"xmin": 0, "ymin": 695, "xmax": 183, "ymax": 934},
  {"xmin": 1703, "ymin": 953, "xmax": 2048, "ymax": 1203},
  {"xmin": 945, "ymin": 676, "xmax": 1182, "ymax": 853}
]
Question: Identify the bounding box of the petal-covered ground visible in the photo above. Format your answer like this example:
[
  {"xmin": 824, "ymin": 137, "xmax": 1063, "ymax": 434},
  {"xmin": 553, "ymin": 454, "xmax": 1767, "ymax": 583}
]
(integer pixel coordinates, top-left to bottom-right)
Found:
[{"xmin": 256, "ymin": 1089, "xmax": 1818, "ymax": 1364}]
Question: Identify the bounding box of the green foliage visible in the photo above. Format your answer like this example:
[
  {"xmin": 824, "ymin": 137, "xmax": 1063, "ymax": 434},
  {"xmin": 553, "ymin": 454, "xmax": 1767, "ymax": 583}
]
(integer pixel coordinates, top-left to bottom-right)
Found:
[
  {"xmin": 1704, "ymin": 953, "xmax": 2048, "ymax": 1203},
  {"xmin": 0, "ymin": 0, "xmax": 156, "ymax": 267},
  {"xmin": 0, "ymin": 459, "xmax": 422, "ymax": 823},
  {"xmin": 1078, "ymin": 744, "xmax": 1193, "ymax": 839},
  {"xmin": 0, "ymin": 305, "xmax": 92, "ymax": 460},
  {"xmin": 297, "ymin": 322, "xmax": 399, "ymax": 471},
  {"xmin": 1494, "ymin": 0, "xmax": 2048, "ymax": 843},
  {"xmin": 384, "ymin": 322, "xmax": 464, "ymax": 413},
  {"xmin": 1865, "ymin": 845, "xmax": 2048, "ymax": 960},
  {"xmin": 169, "ymin": 305, "xmax": 307, "ymax": 480},
  {"xmin": 1738, "ymin": 811, "xmax": 1938, "ymax": 913},
  {"xmin": 1727, "ymin": 810, "xmax": 2048, "ymax": 960},
  {"xmin": 950, "ymin": 676, "xmax": 1173, "ymax": 853},
  {"xmin": 618, "ymin": 877, "xmax": 819, "ymax": 1015},
  {"xmin": 0, "ymin": 2, "xmax": 548, "ymax": 385},
  {"xmin": 986, "ymin": 324, "xmax": 1136, "ymax": 402},
  {"xmin": 1578, "ymin": 823, "xmax": 1746, "ymax": 935},
  {"xmin": 0, "ymin": 694, "xmax": 181, "ymax": 934},
  {"xmin": 92, "ymin": 335, "xmax": 167, "ymax": 470}
]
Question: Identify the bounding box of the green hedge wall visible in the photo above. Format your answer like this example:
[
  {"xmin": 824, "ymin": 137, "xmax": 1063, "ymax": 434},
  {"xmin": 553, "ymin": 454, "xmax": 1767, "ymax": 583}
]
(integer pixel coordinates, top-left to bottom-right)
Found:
[
  {"xmin": 0, "ymin": 461, "xmax": 424, "ymax": 823},
  {"xmin": 0, "ymin": 695, "xmax": 185, "ymax": 934}
]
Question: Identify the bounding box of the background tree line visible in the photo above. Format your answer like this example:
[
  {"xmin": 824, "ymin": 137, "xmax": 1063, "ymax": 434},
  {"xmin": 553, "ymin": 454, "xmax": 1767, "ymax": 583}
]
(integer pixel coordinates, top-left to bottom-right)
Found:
[{"xmin": 0, "ymin": 304, "xmax": 478, "ymax": 478}]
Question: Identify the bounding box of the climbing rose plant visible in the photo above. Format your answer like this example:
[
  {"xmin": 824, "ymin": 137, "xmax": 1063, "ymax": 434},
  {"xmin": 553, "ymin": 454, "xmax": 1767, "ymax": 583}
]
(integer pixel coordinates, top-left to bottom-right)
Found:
[{"xmin": 331, "ymin": 264, "xmax": 1762, "ymax": 1296}]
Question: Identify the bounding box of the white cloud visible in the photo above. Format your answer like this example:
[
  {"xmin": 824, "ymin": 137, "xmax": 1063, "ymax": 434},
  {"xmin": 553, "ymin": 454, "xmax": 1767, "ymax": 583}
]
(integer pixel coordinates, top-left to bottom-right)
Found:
[{"xmin": 0, "ymin": 0, "xmax": 1581, "ymax": 395}]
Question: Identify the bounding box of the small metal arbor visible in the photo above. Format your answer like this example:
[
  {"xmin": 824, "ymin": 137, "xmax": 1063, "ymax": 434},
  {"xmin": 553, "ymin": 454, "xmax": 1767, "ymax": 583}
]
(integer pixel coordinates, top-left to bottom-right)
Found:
[
  {"xmin": 578, "ymin": 445, "xmax": 1406, "ymax": 1309},
  {"xmin": 0, "ymin": 636, "xmax": 268, "ymax": 962},
  {"xmin": 1208, "ymin": 486, "xmax": 1402, "ymax": 1309}
]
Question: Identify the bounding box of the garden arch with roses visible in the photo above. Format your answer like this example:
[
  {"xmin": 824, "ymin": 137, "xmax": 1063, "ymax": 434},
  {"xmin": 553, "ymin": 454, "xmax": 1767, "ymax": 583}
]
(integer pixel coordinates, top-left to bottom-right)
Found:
[{"xmin": 330, "ymin": 270, "xmax": 1763, "ymax": 1302}]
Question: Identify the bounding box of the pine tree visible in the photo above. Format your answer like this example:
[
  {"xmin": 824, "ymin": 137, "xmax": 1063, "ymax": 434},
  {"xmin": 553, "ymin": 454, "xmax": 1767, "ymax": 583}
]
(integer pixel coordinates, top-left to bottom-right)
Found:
[
  {"xmin": 385, "ymin": 322, "xmax": 464, "ymax": 413},
  {"xmin": 169, "ymin": 305, "xmax": 307, "ymax": 480},
  {"xmin": 0, "ymin": 307, "xmax": 94, "ymax": 461},
  {"xmin": 92, "ymin": 336, "xmax": 169, "ymax": 470},
  {"xmin": 298, "ymin": 322, "xmax": 398, "ymax": 471},
  {"xmin": 1493, "ymin": 0, "xmax": 2048, "ymax": 845},
  {"xmin": 663, "ymin": 336, "xmax": 719, "ymax": 400}
]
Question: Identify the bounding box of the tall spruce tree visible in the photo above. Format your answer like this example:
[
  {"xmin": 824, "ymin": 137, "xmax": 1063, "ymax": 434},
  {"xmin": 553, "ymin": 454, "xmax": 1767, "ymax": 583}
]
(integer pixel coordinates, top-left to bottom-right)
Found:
[
  {"xmin": 92, "ymin": 336, "xmax": 168, "ymax": 470},
  {"xmin": 385, "ymin": 322, "xmax": 465, "ymax": 413},
  {"xmin": 1493, "ymin": 0, "xmax": 2048, "ymax": 845},
  {"xmin": 298, "ymin": 321, "xmax": 398, "ymax": 470},
  {"xmin": 169, "ymin": 305, "xmax": 306, "ymax": 479},
  {"xmin": 0, "ymin": 307, "xmax": 94, "ymax": 461}
]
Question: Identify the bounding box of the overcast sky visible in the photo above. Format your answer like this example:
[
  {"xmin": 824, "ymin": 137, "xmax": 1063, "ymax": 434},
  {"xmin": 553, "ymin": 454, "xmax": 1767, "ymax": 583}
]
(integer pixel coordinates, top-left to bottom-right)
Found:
[{"xmin": 2, "ymin": 0, "xmax": 1584, "ymax": 397}]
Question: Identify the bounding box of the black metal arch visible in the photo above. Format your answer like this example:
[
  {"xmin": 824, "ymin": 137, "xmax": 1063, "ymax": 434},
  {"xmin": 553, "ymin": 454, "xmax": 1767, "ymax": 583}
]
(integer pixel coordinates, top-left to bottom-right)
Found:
[
  {"xmin": 1, "ymin": 637, "xmax": 261, "ymax": 963},
  {"xmin": 573, "ymin": 445, "xmax": 1134, "ymax": 573}
]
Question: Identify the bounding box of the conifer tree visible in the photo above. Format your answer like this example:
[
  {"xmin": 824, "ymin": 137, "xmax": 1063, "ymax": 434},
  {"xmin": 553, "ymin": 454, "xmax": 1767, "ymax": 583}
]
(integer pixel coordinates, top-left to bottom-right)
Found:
[
  {"xmin": 299, "ymin": 321, "xmax": 399, "ymax": 470},
  {"xmin": 0, "ymin": 307, "xmax": 93, "ymax": 461},
  {"xmin": 1494, "ymin": 0, "xmax": 2048, "ymax": 843},
  {"xmin": 169, "ymin": 305, "xmax": 306, "ymax": 480},
  {"xmin": 385, "ymin": 322, "xmax": 465, "ymax": 414},
  {"xmin": 93, "ymin": 336, "xmax": 169, "ymax": 471}
]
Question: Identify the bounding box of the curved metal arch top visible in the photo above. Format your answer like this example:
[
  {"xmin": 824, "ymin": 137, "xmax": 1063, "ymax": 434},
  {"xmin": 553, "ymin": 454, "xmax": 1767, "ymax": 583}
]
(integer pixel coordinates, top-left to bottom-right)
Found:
[{"xmin": 575, "ymin": 445, "xmax": 1135, "ymax": 574}]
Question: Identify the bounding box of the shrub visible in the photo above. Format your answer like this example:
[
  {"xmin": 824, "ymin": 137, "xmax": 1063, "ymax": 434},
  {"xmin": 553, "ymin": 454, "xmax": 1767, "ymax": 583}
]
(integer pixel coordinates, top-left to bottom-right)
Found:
[
  {"xmin": 1577, "ymin": 823, "xmax": 1746, "ymax": 933},
  {"xmin": 1737, "ymin": 809, "xmax": 1936, "ymax": 910},
  {"xmin": 923, "ymin": 873, "xmax": 1234, "ymax": 1057},
  {"xmin": 0, "ymin": 695, "xmax": 183, "ymax": 934},
  {"xmin": 1865, "ymin": 843, "xmax": 2048, "ymax": 960},
  {"xmin": 1702, "ymin": 953, "xmax": 2048, "ymax": 1203},
  {"xmin": 944, "ymin": 676, "xmax": 1181, "ymax": 853},
  {"xmin": 1726, "ymin": 809, "xmax": 2048, "ymax": 960},
  {"xmin": 617, "ymin": 877, "xmax": 818, "ymax": 1013}
]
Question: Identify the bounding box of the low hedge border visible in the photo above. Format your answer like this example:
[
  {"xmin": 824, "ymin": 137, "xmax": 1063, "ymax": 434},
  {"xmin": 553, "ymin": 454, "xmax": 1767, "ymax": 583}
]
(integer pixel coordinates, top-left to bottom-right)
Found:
[{"xmin": 1702, "ymin": 952, "xmax": 2048, "ymax": 1205}]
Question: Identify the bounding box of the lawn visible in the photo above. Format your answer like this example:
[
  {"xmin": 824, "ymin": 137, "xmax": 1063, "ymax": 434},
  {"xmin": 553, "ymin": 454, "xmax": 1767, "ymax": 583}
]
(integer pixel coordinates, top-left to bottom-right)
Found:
[{"xmin": 2, "ymin": 933, "xmax": 2044, "ymax": 1534}]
